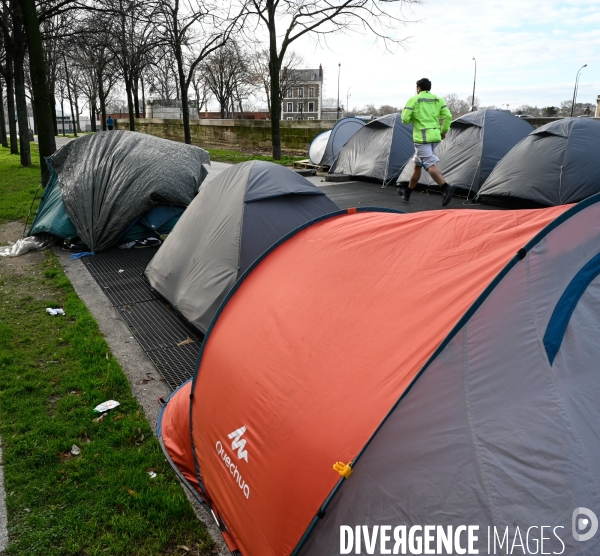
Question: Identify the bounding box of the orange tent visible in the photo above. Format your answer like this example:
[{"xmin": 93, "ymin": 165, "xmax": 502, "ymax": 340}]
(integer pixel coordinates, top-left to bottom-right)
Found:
[{"xmin": 159, "ymin": 199, "xmax": 600, "ymax": 555}]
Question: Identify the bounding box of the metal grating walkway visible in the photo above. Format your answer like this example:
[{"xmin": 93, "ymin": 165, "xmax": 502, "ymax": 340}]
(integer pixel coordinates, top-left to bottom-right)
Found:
[
  {"xmin": 79, "ymin": 182, "xmax": 499, "ymax": 390},
  {"xmin": 82, "ymin": 247, "xmax": 202, "ymax": 390}
]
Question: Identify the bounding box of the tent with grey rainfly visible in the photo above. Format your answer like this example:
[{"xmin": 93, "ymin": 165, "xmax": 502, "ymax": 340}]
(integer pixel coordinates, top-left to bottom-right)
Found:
[
  {"xmin": 28, "ymin": 131, "xmax": 210, "ymax": 251},
  {"xmin": 329, "ymin": 113, "xmax": 414, "ymax": 185},
  {"xmin": 308, "ymin": 117, "xmax": 366, "ymax": 167},
  {"xmin": 398, "ymin": 109, "xmax": 534, "ymax": 197},
  {"xmin": 477, "ymin": 117, "xmax": 600, "ymax": 207},
  {"xmin": 145, "ymin": 160, "xmax": 339, "ymax": 333}
]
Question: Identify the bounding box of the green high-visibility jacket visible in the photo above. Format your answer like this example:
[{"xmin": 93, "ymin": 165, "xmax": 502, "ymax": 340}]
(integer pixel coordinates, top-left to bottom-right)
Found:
[{"xmin": 401, "ymin": 91, "xmax": 453, "ymax": 144}]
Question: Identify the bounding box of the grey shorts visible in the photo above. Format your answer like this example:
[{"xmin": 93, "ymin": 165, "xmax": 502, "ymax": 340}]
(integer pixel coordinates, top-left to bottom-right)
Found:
[{"xmin": 413, "ymin": 143, "xmax": 440, "ymax": 170}]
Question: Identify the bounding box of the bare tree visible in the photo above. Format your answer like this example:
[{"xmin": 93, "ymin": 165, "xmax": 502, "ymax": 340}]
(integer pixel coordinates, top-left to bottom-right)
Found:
[
  {"xmin": 0, "ymin": 1, "xmax": 18, "ymax": 154},
  {"xmin": 156, "ymin": 0, "xmax": 244, "ymax": 143},
  {"xmin": 245, "ymin": 0, "xmax": 416, "ymax": 159},
  {"xmin": 147, "ymin": 50, "xmax": 179, "ymax": 101},
  {"xmin": 190, "ymin": 67, "xmax": 210, "ymax": 114},
  {"xmin": 248, "ymin": 48, "xmax": 303, "ymax": 115},
  {"xmin": 203, "ymin": 41, "xmax": 252, "ymax": 118},
  {"xmin": 19, "ymin": 0, "xmax": 58, "ymax": 184},
  {"xmin": 560, "ymin": 99, "xmax": 594, "ymax": 117},
  {"xmin": 442, "ymin": 93, "xmax": 470, "ymax": 118},
  {"xmin": 0, "ymin": 76, "xmax": 8, "ymax": 146},
  {"xmin": 100, "ymin": 0, "xmax": 160, "ymax": 130}
]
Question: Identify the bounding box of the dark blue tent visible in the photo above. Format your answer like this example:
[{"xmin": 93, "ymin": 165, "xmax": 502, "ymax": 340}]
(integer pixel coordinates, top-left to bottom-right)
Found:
[
  {"xmin": 145, "ymin": 160, "xmax": 339, "ymax": 333},
  {"xmin": 478, "ymin": 118, "xmax": 600, "ymax": 207},
  {"xmin": 398, "ymin": 110, "xmax": 534, "ymax": 196}
]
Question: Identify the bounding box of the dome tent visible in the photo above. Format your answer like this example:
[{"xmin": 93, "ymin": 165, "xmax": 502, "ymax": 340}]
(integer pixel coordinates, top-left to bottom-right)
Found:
[
  {"xmin": 144, "ymin": 160, "xmax": 338, "ymax": 334},
  {"xmin": 329, "ymin": 113, "xmax": 413, "ymax": 185},
  {"xmin": 398, "ymin": 109, "xmax": 534, "ymax": 196},
  {"xmin": 308, "ymin": 117, "xmax": 366, "ymax": 166},
  {"xmin": 29, "ymin": 131, "xmax": 210, "ymax": 251},
  {"xmin": 477, "ymin": 118, "xmax": 600, "ymax": 207},
  {"xmin": 156, "ymin": 198, "xmax": 600, "ymax": 555}
]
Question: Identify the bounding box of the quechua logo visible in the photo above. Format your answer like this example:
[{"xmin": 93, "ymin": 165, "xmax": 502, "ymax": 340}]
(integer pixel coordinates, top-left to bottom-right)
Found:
[{"xmin": 228, "ymin": 426, "xmax": 249, "ymax": 462}]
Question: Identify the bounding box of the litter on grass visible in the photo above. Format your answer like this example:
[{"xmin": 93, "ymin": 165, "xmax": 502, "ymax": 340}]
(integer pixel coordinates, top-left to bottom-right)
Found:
[
  {"xmin": 0, "ymin": 236, "xmax": 52, "ymax": 257},
  {"xmin": 70, "ymin": 444, "xmax": 81, "ymax": 456},
  {"xmin": 93, "ymin": 400, "xmax": 120, "ymax": 413},
  {"xmin": 46, "ymin": 308, "xmax": 65, "ymax": 316}
]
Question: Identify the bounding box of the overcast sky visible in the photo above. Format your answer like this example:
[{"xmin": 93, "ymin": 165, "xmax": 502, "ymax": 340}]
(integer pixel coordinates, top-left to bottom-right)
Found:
[{"xmin": 293, "ymin": 0, "xmax": 599, "ymax": 111}]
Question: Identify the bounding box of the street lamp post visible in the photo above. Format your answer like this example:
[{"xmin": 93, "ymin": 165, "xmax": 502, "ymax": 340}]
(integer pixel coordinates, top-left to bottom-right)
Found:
[
  {"xmin": 571, "ymin": 64, "xmax": 587, "ymax": 117},
  {"xmin": 346, "ymin": 88, "xmax": 351, "ymax": 117},
  {"xmin": 471, "ymin": 57, "xmax": 477, "ymax": 112},
  {"xmin": 337, "ymin": 63, "xmax": 341, "ymax": 120}
]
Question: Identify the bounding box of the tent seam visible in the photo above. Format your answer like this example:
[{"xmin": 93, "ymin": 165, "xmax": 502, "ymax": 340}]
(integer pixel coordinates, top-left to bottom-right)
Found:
[{"xmin": 462, "ymin": 328, "xmax": 506, "ymax": 555}]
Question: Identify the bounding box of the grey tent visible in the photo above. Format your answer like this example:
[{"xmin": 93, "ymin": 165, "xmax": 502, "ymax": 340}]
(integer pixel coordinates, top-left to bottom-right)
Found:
[
  {"xmin": 329, "ymin": 114, "xmax": 413, "ymax": 185},
  {"xmin": 34, "ymin": 131, "xmax": 210, "ymax": 251},
  {"xmin": 398, "ymin": 109, "xmax": 534, "ymax": 196},
  {"xmin": 144, "ymin": 160, "xmax": 339, "ymax": 333},
  {"xmin": 308, "ymin": 117, "xmax": 366, "ymax": 167},
  {"xmin": 477, "ymin": 118, "xmax": 600, "ymax": 207}
]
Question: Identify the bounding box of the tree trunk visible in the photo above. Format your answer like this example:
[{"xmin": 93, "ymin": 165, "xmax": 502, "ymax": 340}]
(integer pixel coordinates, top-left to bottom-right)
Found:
[
  {"xmin": 0, "ymin": 81, "xmax": 8, "ymax": 147},
  {"xmin": 60, "ymin": 98, "xmax": 65, "ymax": 136},
  {"xmin": 73, "ymin": 92, "xmax": 81, "ymax": 132},
  {"xmin": 98, "ymin": 74, "xmax": 107, "ymax": 131},
  {"xmin": 4, "ymin": 51, "xmax": 18, "ymax": 154},
  {"xmin": 12, "ymin": 0, "xmax": 31, "ymax": 165},
  {"xmin": 13, "ymin": 53, "xmax": 32, "ymax": 165},
  {"xmin": 133, "ymin": 75, "xmax": 140, "ymax": 118},
  {"xmin": 141, "ymin": 74, "xmax": 145, "ymax": 117},
  {"xmin": 90, "ymin": 103, "xmax": 97, "ymax": 132},
  {"xmin": 125, "ymin": 76, "xmax": 135, "ymax": 131},
  {"xmin": 51, "ymin": 96, "xmax": 58, "ymax": 136},
  {"xmin": 174, "ymin": 45, "xmax": 191, "ymax": 144},
  {"xmin": 28, "ymin": 88, "xmax": 38, "ymax": 135},
  {"xmin": 63, "ymin": 56, "xmax": 77, "ymax": 137},
  {"xmin": 267, "ymin": 4, "xmax": 282, "ymax": 160},
  {"xmin": 19, "ymin": 0, "xmax": 56, "ymax": 184}
]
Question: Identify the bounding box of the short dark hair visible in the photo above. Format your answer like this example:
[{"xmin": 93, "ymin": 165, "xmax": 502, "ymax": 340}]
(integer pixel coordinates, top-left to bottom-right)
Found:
[{"xmin": 416, "ymin": 78, "xmax": 431, "ymax": 91}]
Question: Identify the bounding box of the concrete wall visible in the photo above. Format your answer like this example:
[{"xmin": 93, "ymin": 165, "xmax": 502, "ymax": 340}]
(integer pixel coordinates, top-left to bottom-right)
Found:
[
  {"xmin": 114, "ymin": 115, "xmax": 600, "ymax": 153},
  {"xmin": 115, "ymin": 118, "xmax": 335, "ymax": 152}
]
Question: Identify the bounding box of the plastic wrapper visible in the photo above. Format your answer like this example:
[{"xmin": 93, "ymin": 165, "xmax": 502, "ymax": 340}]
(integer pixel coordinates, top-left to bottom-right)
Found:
[
  {"xmin": 93, "ymin": 400, "xmax": 120, "ymax": 413},
  {"xmin": 0, "ymin": 236, "xmax": 51, "ymax": 257}
]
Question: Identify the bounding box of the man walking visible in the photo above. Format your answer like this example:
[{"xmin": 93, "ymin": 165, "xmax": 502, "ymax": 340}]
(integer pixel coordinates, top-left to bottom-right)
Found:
[
  {"xmin": 106, "ymin": 115, "xmax": 114, "ymax": 131},
  {"xmin": 399, "ymin": 78, "xmax": 454, "ymax": 206}
]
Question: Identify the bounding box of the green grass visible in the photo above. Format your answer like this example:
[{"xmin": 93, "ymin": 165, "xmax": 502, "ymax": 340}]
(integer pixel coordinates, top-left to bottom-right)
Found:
[
  {"xmin": 0, "ymin": 143, "xmax": 214, "ymax": 554},
  {"xmin": 0, "ymin": 143, "xmax": 43, "ymax": 224},
  {"xmin": 207, "ymin": 148, "xmax": 305, "ymax": 166}
]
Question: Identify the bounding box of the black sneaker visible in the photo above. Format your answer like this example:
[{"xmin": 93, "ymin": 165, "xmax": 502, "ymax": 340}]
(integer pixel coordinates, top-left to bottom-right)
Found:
[
  {"xmin": 133, "ymin": 237, "xmax": 162, "ymax": 248},
  {"xmin": 62, "ymin": 240, "xmax": 87, "ymax": 252},
  {"xmin": 441, "ymin": 184, "xmax": 455, "ymax": 207},
  {"xmin": 399, "ymin": 187, "xmax": 412, "ymax": 202}
]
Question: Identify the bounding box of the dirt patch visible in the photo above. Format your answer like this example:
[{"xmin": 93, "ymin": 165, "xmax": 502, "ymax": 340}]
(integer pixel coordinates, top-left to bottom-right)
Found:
[
  {"xmin": 0, "ymin": 220, "xmax": 26, "ymax": 244},
  {"xmin": 0, "ymin": 221, "xmax": 54, "ymax": 298}
]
